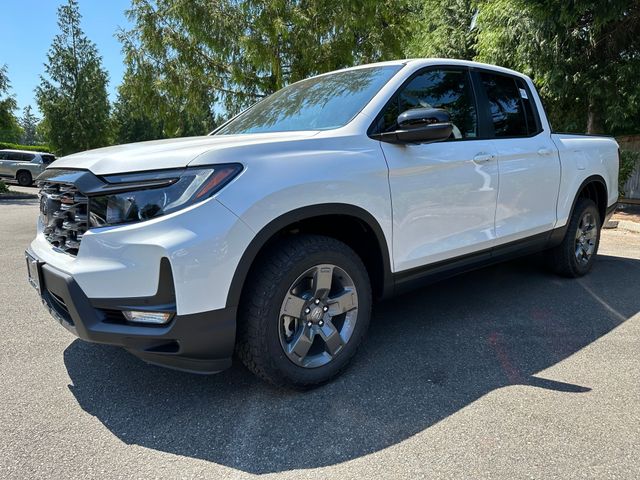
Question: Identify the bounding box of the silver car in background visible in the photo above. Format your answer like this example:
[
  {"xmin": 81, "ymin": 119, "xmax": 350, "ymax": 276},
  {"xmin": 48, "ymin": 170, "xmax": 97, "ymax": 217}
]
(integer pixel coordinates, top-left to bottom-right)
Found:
[{"xmin": 0, "ymin": 150, "xmax": 56, "ymax": 186}]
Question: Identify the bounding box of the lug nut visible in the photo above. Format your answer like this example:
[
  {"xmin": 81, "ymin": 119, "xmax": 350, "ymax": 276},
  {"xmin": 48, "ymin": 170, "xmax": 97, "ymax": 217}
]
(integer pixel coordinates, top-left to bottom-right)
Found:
[
  {"xmin": 319, "ymin": 320, "xmax": 324, "ymax": 326},
  {"xmin": 305, "ymin": 307, "xmax": 311, "ymax": 314},
  {"xmin": 323, "ymin": 306, "xmax": 328, "ymax": 312},
  {"xmin": 315, "ymin": 299, "xmax": 320, "ymax": 305},
  {"xmin": 307, "ymin": 321, "xmax": 313, "ymax": 327}
]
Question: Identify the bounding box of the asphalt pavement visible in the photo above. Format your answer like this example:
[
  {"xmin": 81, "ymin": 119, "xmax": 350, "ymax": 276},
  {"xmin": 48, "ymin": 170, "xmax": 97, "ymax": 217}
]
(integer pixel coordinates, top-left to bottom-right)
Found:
[{"xmin": 1, "ymin": 196, "xmax": 639, "ymax": 479}]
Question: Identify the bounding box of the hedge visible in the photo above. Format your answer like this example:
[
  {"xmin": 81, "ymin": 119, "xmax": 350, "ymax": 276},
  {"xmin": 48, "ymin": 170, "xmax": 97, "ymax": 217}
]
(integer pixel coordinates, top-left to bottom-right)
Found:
[{"xmin": 0, "ymin": 142, "xmax": 55, "ymax": 154}]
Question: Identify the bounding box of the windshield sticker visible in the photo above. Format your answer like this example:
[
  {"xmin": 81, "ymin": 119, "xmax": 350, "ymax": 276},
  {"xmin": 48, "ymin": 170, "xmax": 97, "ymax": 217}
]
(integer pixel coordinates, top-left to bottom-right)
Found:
[{"xmin": 519, "ymin": 88, "xmax": 529, "ymax": 100}]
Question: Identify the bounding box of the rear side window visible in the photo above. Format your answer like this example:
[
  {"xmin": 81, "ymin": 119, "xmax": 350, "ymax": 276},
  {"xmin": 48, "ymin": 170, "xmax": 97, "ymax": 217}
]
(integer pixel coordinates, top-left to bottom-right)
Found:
[
  {"xmin": 20, "ymin": 153, "xmax": 35, "ymax": 161},
  {"xmin": 479, "ymin": 72, "xmax": 539, "ymax": 137},
  {"xmin": 41, "ymin": 155, "xmax": 55, "ymax": 164}
]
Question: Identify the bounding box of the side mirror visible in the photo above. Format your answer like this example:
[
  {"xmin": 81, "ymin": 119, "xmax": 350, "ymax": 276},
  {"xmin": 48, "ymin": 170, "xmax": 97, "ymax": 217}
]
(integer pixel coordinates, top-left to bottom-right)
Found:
[{"xmin": 371, "ymin": 108, "xmax": 453, "ymax": 144}]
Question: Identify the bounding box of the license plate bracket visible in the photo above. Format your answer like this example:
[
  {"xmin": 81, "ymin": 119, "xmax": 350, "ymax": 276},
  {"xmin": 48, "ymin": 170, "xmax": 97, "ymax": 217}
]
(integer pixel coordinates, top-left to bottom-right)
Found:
[{"xmin": 25, "ymin": 252, "xmax": 42, "ymax": 294}]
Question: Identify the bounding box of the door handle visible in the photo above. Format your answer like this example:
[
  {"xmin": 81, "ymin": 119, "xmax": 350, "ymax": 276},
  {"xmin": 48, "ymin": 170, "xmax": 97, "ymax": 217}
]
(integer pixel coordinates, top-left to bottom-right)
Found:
[
  {"xmin": 537, "ymin": 148, "xmax": 553, "ymax": 156},
  {"xmin": 473, "ymin": 153, "xmax": 495, "ymax": 163}
]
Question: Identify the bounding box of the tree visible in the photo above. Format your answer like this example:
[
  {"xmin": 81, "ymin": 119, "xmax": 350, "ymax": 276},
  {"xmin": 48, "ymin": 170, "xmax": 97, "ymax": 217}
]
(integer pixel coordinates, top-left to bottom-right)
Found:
[
  {"xmin": 116, "ymin": 0, "xmax": 413, "ymax": 132},
  {"xmin": 406, "ymin": 0, "xmax": 478, "ymax": 60},
  {"xmin": 408, "ymin": 0, "xmax": 640, "ymax": 134},
  {"xmin": 19, "ymin": 105, "xmax": 40, "ymax": 145},
  {"xmin": 36, "ymin": 0, "xmax": 111, "ymax": 156},
  {"xmin": 0, "ymin": 64, "xmax": 23, "ymax": 143}
]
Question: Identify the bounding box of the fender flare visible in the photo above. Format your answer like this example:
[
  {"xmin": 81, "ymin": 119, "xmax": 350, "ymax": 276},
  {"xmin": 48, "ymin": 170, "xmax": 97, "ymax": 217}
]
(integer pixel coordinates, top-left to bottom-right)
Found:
[
  {"xmin": 225, "ymin": 203, "xmax": 394, "ymax": 307},
  {"xmin": 550, "ymin": 174, "xmax": 608, "ymax": 246}
]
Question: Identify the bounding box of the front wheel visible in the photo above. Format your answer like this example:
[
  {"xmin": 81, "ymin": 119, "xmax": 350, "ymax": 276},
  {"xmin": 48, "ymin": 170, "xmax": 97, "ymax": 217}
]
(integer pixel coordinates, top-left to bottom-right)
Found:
[
  {"xmin": 236, "ymin": 235, "xmax": 372, "ymax": 388},
  {"xmin": 16, "ymin": 170, "xmax": 32, "ymax": 186},
  {"xmin": 548, "ymin": 198, "xmax": 601, "ymax": 277}
]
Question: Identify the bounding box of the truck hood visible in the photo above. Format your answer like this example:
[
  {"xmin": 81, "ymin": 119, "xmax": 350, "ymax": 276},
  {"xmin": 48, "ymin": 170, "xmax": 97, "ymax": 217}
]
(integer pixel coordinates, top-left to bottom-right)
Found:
[{"xmin": 49, "ymin": 131, "xmax": 319, "ymax": 175}]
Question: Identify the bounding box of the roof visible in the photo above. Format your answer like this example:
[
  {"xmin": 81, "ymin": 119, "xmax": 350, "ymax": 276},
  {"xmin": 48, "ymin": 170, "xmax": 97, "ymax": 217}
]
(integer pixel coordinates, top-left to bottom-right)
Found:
[{"xmin": 0, "ymin": 149, "xmax": 54, "ymax": 156}]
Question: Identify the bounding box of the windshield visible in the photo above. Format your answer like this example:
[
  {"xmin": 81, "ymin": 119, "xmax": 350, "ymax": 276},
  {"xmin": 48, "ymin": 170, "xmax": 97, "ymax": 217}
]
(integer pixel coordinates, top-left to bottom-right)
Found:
[{"xmin": 215, "ymin": 65, "xmax": 403, "ymax": 135}]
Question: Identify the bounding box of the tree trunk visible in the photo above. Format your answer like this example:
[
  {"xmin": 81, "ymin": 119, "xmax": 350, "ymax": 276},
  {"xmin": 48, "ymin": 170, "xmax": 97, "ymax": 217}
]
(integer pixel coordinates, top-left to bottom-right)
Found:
[{"xmin": 587, "ymin": 98, "xmax": 604, "ymax": 134}]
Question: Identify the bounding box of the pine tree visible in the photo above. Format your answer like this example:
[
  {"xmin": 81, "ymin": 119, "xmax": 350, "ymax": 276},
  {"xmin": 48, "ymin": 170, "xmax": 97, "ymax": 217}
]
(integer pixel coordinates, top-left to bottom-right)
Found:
[
  {"xmin": 0, "ymin": 64, "xmax": 23, "ymax": 143},
  {"xmin": 19, "ymin": 106, "xmax": 40, "ymax": 146},
  {"xmin": 36, "ymin": 0, "xmax": 110, "ymax": 156}
]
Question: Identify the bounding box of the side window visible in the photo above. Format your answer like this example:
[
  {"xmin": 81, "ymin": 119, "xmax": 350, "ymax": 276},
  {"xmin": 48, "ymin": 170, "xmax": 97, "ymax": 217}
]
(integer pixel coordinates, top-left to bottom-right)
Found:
[
  {"xmin": 480, "ymin": 72, "xmax": 536, "ymax": 137},
  {"xmin": 515, "ymin": 78, "xmax": 540, "ymax": 135},
  {"xmin": 20, "ymin": 153, "xmax": 35, "ymax": 162},
  {"xmin": 377, "ymin": 68, "xmax": 478, "ymax": 140},
  {"xmin": 42, "ymin": 155, "xmax": 55, "ymax": 164}
]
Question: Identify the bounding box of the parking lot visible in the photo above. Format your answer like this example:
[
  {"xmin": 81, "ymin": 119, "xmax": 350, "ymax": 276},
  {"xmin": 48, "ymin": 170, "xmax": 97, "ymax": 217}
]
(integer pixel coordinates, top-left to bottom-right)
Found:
[{"xmin": 1, "ymin": 195, "xmax": 639, "ymax": 479}]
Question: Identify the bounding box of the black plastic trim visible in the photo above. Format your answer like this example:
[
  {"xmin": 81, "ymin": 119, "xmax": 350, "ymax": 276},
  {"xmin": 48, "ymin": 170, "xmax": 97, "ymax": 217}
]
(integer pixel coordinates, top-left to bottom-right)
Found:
[
  {"xmin": 393, "ymin": 231, "xmax": 553, "ymax": 295},
  {"xmin": 225, "ymin": 203, "xmax": 394, "ymax": 307},
  {"xmin": 30, "ymin": 251, "xmax": 235, "ymax": 374},
  {"xmin": 89, "ymin": 258, "xmax": 177, "ymax": 311}
]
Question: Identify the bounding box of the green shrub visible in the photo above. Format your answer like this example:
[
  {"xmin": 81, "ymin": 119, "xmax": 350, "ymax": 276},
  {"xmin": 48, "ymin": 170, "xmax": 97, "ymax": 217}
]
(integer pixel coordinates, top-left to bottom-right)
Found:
[
  {"xmin": 0, "ymin": 180, "xmax": 9, "ymax": 194},
  {"xmin": 619, "ymin": 150, "xmax": 640, "ymax": 197},
  {"xmin": 0, "ymin": 142, "xmax": 55, "ymax": 154}
]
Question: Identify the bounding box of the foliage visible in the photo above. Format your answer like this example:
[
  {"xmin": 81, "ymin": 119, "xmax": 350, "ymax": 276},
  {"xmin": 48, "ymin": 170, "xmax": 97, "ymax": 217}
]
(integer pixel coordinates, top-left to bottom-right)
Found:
[
  {"xmin": 0, "ymin": 142, "xmax": 54, "ymax": 153},
  {"xmin": 115, "ymin": 0, "xmax": 413, "ymax": 140},
  {"xmin": 619, "ymin": 150, "xmax": 640, "ymax": 197},
  {"xmin": 0, "ymin": 64, "xmax": 23, "ymax": 143},
  {"xmin": 406, "ymin": 0, "xmax": 478, "ymax": 60},
  {"xmin": 19, "ymin": 106, "xmax": 41, "ymax": 146},
  {"xmin": 0, "ymin": 180, "xmax": 9, "ymax": 194},
  {"xmin": 475, "ymin": 0, "xmax": 640, "ymax": 134},
  {"xmin": 36, "ymin": 0, "xmax": 111, "ymax": 156},
  {"xmin": 408, "ymin": 0, "xmax": 640, "ymax": 135}
]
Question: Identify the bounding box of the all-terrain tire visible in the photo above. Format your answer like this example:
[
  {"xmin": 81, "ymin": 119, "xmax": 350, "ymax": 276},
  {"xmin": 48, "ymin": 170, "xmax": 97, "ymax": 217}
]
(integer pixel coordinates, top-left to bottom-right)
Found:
[
  {"xmin": 236, "ymin": 234, "xmax": 372, "ymax": 389},
  {"xmin": 548, "ymin": 198, "xmax": 601, "ymax": 277}
]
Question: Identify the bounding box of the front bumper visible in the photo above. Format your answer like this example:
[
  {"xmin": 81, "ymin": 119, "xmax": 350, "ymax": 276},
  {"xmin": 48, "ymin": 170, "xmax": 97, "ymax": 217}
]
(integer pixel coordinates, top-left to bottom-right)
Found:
[{"xmin": 28, "ymin": 249, "xmax": 236, "ymax": 374}]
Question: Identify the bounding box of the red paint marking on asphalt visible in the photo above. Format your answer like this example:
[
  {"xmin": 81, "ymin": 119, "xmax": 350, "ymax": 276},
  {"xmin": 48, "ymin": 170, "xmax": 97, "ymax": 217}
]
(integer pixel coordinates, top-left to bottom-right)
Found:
[{"xmin": 488, "ymin": 332, "xmax": 523, "ymax": 384}]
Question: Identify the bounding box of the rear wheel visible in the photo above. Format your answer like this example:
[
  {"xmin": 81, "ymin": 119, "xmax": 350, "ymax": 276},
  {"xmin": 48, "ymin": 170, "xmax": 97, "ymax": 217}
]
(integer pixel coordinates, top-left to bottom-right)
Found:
[
  {"xmin": 236, "ymin": 235, "xmax": 372, "ymax": 388},
  {"xmin": 548, "ymin": 198, "xmax": 601, "ymax": 277},
  {"xmin": 16, "ymin": 170, "xmax": 32, "ymax": 186}
]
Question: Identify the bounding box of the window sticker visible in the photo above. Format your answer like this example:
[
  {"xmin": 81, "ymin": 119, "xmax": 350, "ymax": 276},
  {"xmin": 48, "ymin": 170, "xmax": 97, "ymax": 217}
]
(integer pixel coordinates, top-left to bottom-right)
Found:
[{"xmin": 519, "ymin": 88, "xmax": 529, "ymax": 100}]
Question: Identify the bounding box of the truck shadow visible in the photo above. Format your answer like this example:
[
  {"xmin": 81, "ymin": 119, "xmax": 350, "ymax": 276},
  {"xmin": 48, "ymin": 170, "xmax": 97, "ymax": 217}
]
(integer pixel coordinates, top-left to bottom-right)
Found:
[{"xmin": 64, "ymin": 253, "xmax": 640, "ymax": 474}]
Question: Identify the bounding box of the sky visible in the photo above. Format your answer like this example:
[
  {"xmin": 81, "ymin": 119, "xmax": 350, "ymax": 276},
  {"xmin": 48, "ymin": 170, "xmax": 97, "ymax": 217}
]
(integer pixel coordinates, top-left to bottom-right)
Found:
[{"xmin": 0, "ymin": 0, "xmax": 132, "ymax": 116}]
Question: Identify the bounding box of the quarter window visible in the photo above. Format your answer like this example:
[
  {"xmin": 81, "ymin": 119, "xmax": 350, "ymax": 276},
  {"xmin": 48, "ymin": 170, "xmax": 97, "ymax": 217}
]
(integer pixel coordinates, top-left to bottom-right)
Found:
[
  {"xmin": 375, "ymin": 68, "xmax": 478, "ymax": 140},
  {"xmin": 479, "ymin": 72, "xmax": 539, "ymax": 137}
]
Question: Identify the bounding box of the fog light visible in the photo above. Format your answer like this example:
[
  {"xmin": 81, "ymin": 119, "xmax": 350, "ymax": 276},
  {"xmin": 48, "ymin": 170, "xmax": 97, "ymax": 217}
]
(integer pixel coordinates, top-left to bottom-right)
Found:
[{"xmin": 122, "ymin": 310, "xmax": 173, "ymax": 325}]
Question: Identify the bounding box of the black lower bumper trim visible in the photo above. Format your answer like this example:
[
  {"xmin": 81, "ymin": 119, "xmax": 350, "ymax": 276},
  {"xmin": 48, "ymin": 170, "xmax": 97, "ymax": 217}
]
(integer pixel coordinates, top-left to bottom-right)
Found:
[{"xmin": 31, "ymin": 251, "xmax": 236, "ymax": 374}]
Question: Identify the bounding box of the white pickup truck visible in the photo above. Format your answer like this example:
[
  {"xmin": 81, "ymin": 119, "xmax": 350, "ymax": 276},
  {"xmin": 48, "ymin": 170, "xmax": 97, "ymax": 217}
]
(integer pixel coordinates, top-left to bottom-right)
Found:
[{"xmin": 26, "ymin": 59, "xmax": 618, "ymax": 388}]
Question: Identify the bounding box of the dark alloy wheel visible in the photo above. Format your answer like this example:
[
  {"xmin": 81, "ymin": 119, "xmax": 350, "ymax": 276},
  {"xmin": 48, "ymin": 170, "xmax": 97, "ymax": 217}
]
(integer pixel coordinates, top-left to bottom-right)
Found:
[
  {"xmin": 549, "ymin": 198, "xmax": 601, "ymax": 277},
  {"xmin": 278, "ymin": 263, "xmax": 359, "ymax": 368},
  {"xmin": 236, "ymin": 234, "xmax": 372, "ymax": 388},
  {"xmin": 16, "ymin": 171, "xmax": 32, "ymax": 186}
]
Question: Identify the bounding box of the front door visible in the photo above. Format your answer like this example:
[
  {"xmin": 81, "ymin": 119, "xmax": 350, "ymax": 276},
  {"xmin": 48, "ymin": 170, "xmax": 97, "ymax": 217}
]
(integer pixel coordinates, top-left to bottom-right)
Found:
[{"xmin": 372, "ymin": 66, "xmax": 499, "ymax": 272}]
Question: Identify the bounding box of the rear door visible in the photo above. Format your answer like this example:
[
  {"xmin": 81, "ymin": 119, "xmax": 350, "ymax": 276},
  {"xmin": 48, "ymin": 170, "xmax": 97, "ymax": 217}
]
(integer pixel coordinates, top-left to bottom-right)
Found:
[
  {"xmin": 474, "ymin": 70, "xmax": 561, "ymax": 243},
  {"xmin": 0, "ymin": 151, "xmax": 19, "ymax": 177},
  {"xmin": 373, "ymin": 66, "xmax": 499, "ymax": 271}
]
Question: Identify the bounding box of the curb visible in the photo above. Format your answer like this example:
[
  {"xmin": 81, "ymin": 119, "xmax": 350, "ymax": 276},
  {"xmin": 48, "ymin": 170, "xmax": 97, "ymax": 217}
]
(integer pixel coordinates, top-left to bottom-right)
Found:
[
  {"xmin": 617, "ymin": 220, "xmax": 640, "ymax": 234},
  {"xmin": 0, "ymin": 193, "xmax": 38, "ymax": 200}
]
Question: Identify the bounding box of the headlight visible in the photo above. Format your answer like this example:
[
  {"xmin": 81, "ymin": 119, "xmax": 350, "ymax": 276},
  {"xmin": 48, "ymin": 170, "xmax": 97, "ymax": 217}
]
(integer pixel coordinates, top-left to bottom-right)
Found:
[{"xmin": 88, "ymin": 164, "xmax": 242, "ymax": 227}]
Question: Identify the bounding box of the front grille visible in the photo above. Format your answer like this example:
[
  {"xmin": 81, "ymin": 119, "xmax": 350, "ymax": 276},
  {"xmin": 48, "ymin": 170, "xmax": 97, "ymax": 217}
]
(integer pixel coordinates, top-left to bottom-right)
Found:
[{"xmin": 39, "ymin": 182, "xmax": 88, "ymax": 256}]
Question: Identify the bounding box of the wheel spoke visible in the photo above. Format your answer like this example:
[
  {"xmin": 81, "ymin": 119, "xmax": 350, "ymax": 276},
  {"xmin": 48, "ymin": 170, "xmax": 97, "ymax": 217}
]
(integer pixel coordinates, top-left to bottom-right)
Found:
[
  {"xmin": 328, "ymin": 289, "xmax": 357, "ymax": 316},
  {"xmin": 313, "ymin": 265, "xmax": 334, "ymax": 299},
  {"xmin": 288, "ymin": 328, "xmax": 314, "ymax": 360},
  {"xmin": 281, "ymin": 293, "xmax": 307, "ymax": 318},
  {"xmin": 319, "ymin": 321, "xmax": 344, "ymax": 356}
]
